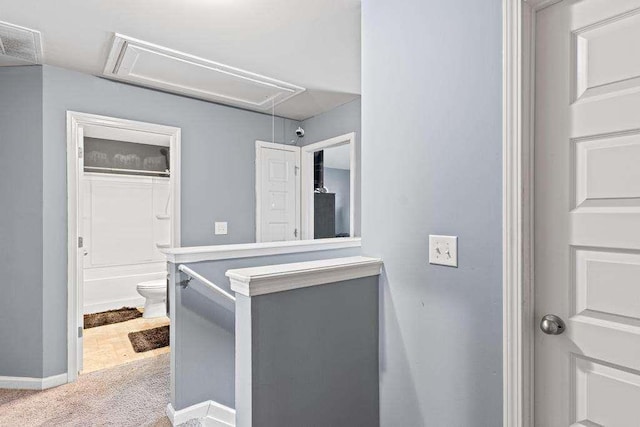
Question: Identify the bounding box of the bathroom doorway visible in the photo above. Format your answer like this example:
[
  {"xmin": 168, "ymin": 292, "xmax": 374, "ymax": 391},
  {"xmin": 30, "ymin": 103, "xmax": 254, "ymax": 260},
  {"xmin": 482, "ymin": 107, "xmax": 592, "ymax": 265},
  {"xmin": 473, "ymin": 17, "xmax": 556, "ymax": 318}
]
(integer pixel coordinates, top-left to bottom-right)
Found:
[{"xmin": 66, "ymin": 112, "xmax": 181, "ymax": 381}]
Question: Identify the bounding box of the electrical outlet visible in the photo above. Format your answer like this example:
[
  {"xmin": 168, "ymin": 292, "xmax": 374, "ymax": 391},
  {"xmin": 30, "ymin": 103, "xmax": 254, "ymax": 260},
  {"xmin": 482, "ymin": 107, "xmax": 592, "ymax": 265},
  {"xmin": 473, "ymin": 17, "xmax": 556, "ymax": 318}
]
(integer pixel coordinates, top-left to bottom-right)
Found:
[
  {"xmin": 429, "ymin": 235, "xmax": 458, "ymax": 267},
  {"xmin": 215, "ymin": 222, "xmax": 228, "ymax": 235}
]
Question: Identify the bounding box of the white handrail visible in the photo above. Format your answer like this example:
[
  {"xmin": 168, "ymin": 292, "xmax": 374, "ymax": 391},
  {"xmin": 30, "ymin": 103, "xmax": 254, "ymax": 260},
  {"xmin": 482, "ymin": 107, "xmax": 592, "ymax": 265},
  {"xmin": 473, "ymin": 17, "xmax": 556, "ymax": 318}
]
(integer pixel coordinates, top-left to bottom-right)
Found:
[{"xmin": 178, "ymin": 264, "xmax": 236, "ymax": 302}]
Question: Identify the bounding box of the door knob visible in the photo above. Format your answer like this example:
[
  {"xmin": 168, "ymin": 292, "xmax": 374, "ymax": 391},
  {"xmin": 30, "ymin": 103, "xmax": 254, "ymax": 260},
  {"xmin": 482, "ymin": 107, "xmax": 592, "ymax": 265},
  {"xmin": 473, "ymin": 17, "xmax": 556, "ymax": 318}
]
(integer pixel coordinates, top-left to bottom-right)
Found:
[{"xmin": 540, "ymin": 314, "xmax": 565, "ymax": 335}]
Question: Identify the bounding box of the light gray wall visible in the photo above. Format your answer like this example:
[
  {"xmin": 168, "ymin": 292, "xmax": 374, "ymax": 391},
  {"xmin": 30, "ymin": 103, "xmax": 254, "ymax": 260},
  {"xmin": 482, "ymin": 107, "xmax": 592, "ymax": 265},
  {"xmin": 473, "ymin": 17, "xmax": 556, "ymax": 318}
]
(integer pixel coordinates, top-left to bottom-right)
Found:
[
  {"xmin": 170, "ymin": 247, "xmax": 361, "ymax": 411},
  {"xmin": 301, "ymin": 99, "xmax": 361, "ymax": 236},
  {"xmin": 0, "ymin": 66, "xmax": 44, "ymax": 378},
  {"xmin": 0, "ymin": 63, "xmax": 366, "ymax": 380},
  {"xmin": 324, "ymin": 167, "xmax": 350, "ymax": 235},
  {"xmin": 236, "ymin": 276, "xmax": 379, "ymax": 427},
  {"xmin": 0, "ymin": 64, "xmax": 300, "ymax": 378},
  {"xmin": 362, "ymin": 1, "xmax": 503, "ymax": 426}
]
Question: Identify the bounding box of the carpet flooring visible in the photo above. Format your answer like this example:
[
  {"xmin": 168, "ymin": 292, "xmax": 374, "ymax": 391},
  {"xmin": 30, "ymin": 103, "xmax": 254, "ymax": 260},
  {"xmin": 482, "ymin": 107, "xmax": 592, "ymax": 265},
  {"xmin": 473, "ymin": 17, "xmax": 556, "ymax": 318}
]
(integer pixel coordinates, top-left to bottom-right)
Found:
[{"xmin": 0, "ymin": 353, "xmax": 197, "ymax": 427}]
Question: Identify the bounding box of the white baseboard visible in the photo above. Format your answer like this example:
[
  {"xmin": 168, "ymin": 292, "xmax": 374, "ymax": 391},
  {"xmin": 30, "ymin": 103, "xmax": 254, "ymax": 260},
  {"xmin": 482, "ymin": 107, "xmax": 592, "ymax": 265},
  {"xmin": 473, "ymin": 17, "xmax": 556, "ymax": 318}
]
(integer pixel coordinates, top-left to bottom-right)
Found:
[
  {"xmin": 0, "ymin": 373, "xmax": 68, "ymax": 390},
  {"xmin": 83, "ymin": 296, "xmax": 146, "ymax": 314},
  {"xmin": 167, "ymin": 400, "xmax": 235, "ymax": 426}
]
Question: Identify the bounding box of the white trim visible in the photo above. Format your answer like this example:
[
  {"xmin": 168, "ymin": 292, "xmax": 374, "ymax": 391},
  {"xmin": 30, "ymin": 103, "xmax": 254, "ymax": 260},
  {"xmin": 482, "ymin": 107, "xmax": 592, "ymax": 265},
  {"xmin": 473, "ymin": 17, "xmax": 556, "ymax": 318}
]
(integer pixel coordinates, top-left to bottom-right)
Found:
[
  {"xmin": 503, "ymin": 1, "xmax": 525, "ymax": 426},
  {"xmin": 255, "ymin": 140, "xmax": 299, "ymax": 151},
  {"xmin": 255, "ymin": 140, "xmax": 301, "ymax": 243},
  {"xmin": 161, "ymin": 237, "xmax": 361, "ymax": 264},
  {"xmin": 525, "ymin": 0, "xmax": 562, "ymax": 10},
  {"xmin": 67, "ymin": 111, "xmax": 181, "ymax": 382},
  {"xmin": 166, "ymin": 401, "xmax": 235, "ymax": 426},
  {"xmin": 503, "ymin": 1, "xmax": 562, "ymax": 426},
  {"xmin": 300, "ymin": 132, "xmax": 357, "ymax": 240},
  {"xmin": 226, "ymin": 256, "xmax": 382, "ymax": 297},
  {"xmin": 0, "ymin": 373, "xmax": 68, "ymax": 390}
]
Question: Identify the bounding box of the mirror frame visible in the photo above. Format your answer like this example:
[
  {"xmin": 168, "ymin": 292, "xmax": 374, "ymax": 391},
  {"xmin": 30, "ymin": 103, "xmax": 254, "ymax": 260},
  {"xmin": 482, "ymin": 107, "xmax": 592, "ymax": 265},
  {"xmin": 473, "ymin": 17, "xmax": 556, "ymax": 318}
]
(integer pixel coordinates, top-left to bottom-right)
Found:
[{"xmin": 300, "ymin": 132, "xmax": 356, "ymax": 240}]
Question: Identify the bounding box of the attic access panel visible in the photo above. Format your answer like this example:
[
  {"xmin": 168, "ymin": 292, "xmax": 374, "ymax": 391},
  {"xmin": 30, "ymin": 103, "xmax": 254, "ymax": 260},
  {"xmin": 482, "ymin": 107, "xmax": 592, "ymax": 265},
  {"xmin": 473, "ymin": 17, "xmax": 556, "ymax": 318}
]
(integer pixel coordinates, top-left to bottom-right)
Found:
[{"xmin": 103, "ymin": 34, "xmax": 305, "ymax": 111}]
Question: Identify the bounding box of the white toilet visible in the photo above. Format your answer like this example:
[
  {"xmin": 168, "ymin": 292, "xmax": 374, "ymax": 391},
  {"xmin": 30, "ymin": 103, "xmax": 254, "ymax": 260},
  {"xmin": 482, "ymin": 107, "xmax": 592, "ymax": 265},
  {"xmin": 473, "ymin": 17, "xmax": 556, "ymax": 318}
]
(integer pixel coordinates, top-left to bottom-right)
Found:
[{"xmin": 137, "ymin": 279, "xmax": 167, "ymax": 318}]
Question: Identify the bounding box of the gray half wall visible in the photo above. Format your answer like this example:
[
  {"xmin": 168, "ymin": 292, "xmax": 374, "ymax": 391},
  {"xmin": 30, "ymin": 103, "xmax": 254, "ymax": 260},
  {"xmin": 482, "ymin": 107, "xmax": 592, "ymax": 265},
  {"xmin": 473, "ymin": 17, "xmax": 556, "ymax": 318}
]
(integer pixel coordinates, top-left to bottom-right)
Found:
[
  {"xmin": 362, "ymin": 0, "xmax": 503, "ymax": 425},
  {"xmin": 170, "ymin": 247, "xmax": 361, "ymax": 411},
  {"xmin": 236, "ymin": 276, "xmax": 379, "ymax": 427}
]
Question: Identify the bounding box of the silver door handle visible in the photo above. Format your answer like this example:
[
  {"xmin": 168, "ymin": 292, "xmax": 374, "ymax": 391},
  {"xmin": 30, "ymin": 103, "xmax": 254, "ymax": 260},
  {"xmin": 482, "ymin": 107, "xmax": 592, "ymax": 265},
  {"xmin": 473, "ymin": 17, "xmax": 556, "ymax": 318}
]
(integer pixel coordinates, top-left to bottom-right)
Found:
[{"xmin": 540, "ymin": 314, "xmax": 565, "ymax": 335}]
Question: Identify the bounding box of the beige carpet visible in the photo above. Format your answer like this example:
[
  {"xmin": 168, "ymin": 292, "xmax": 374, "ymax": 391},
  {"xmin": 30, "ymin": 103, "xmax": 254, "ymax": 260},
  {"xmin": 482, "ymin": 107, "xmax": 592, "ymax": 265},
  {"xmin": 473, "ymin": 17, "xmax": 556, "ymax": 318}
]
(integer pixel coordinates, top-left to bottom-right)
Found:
[{"xmin": 0, "ymin": 353, "xmax": 197, "ymax": 427}]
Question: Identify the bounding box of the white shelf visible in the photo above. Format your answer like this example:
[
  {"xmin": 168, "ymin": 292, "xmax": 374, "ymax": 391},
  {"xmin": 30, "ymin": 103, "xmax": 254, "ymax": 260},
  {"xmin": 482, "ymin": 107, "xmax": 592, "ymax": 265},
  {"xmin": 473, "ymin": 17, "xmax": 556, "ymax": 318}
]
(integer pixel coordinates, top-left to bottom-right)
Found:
[
  {"xmin": 84, "ymin": 166, "xmax": 170, "ymax": 177},
  {"xmin": 160, "ymin": 237, "xmax": 362, "ymax": 264}
]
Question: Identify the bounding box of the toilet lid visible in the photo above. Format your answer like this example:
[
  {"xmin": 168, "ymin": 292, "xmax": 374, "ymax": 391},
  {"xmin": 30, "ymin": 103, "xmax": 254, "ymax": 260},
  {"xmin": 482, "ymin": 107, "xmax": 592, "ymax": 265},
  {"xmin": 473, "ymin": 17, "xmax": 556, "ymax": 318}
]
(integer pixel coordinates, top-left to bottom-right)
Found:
[{"xmin": 137, "ymin": 279, "xmax": 165, "ymax": 289}]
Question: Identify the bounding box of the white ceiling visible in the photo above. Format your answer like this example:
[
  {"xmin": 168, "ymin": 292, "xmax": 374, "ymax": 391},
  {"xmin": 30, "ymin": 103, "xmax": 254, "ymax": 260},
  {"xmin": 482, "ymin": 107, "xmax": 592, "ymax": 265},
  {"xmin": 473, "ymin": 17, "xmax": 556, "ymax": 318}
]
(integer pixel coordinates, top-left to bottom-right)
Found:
[{"xmin": 0, "ymin": 0, "xmax": 361, "ymax": 120}]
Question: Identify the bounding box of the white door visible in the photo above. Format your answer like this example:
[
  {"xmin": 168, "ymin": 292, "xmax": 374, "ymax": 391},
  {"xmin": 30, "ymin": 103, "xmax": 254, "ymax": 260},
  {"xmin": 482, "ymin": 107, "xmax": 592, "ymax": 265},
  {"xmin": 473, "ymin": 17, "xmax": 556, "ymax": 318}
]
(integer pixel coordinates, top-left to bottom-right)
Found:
[
  {"xmin": 535, "ymin": 1, "xmax": 640, "ymax": 425},
  {"xmin": 256, "ymin": 141, "xmax": 300, "ymax": 242}
]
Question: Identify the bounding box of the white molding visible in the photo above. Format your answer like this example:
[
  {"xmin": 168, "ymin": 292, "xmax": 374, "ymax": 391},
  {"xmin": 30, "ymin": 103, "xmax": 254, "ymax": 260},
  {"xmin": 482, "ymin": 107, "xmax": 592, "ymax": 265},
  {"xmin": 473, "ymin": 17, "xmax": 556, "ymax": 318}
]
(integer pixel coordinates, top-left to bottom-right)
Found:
[
  {"xmin": 255, "ymin": 140, "xmax": 301, "ymax": 243},
  {"xmin": 300, "ymin": 132, "xmax": 357, "ymax": 240},
  {"xmin": 166, "ymin": 401, "xmax": 235, "ymax": 426},
  {"xmin": 255, "ymin": 140, "xmax": 299, "ymax": 151},
  {"xmin": 504, "ymin": 1, "xmax": 559, "ymax": 426},
  {"xmin": 41, "ymin": 373, "xmax": 69, "ymax": 390},
  {"xmin": 524, "ymin": 0, "xmax": 562, "ymax": 11},
  {"xmin": 161, "ymin": 237, "xmax": 362, "ymax": 264},
  {"xmin": 226, "ymin": 256, "xmax": 382, "ymax": 297},
  {"xmin": 503, "ymin": 1, "xmax": 527, "ymax": 426},
  {"xmin": 67, "ymin": 111, "xmax": 181, "ymax": 382},
  {"xmin": 0, "ymin": 373, "xmax": 68, "ymax": 390}
]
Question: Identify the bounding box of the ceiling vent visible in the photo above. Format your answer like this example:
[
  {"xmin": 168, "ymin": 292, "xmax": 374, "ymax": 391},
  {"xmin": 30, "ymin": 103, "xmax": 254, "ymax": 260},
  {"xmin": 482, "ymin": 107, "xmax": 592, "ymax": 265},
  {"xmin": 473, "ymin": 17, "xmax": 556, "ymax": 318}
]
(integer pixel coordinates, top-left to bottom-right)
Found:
[
  {"xmin": 103, "ymin": 34, "xmax": 305, "ymax": 112},
  {"xmin": 0, "ymin": 21, "xmax": 42, "ymax": 66}
]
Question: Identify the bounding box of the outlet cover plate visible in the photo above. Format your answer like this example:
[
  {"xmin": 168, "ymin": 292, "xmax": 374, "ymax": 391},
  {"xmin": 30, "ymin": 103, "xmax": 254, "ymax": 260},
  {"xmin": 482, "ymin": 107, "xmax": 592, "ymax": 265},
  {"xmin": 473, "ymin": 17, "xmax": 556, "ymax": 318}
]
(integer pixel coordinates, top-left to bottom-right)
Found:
[
  {"xmin": 215, "ymin": 222, "xmax": 228, "ymax": 235},
  {"xmin": 429, "ymin": 235, "xmax": 458, "ymax": 267}
]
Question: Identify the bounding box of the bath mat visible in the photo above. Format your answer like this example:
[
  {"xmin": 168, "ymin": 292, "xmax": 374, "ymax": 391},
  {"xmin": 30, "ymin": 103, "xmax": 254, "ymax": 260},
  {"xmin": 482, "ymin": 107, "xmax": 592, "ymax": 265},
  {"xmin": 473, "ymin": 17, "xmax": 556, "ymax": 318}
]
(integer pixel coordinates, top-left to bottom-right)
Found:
[
  {"xmin": 128, "ymin": 325, "xmax": 170, "ymax": 353},
  {"xmin": 84, "ymin": 307, "xmax": 142, "ymax": 329}
]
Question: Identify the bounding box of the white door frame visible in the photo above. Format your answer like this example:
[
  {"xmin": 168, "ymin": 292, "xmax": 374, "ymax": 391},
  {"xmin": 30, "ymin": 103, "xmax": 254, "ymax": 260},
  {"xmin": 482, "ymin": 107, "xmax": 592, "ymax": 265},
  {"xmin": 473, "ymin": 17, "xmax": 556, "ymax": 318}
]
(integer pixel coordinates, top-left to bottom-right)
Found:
[
  {"xmin": 300, "ymin": 132, "xmax": 356, "ymax": 240},
  {"xmin": 255, "ymin": 140, "xmax": 301, "ymax": 243},
  {"xmin": 66, "ymin": 111, "xmax": 181, "ymax": 382},
  {"xmin": 503, "ymin": 1, "xmax": 562, "ymax": 426}
]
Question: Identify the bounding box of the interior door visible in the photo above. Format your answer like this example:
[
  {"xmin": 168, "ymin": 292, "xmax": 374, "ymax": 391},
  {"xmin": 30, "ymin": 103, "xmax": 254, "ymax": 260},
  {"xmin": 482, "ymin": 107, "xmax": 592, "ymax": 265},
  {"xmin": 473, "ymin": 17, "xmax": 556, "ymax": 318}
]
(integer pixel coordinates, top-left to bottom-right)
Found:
[
  {"xmin": 256, "ymin": 142, "xmax": 300, "ymax": 242},
  {"xmin": 535, "ymin": 1, "xmax": 640, "ymax": 425}
]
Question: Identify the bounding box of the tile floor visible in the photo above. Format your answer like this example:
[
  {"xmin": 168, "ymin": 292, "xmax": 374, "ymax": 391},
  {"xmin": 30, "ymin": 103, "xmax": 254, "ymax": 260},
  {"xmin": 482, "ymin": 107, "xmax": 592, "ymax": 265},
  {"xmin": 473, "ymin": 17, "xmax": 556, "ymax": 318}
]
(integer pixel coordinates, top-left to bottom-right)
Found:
[{"xmin": 82, "ymin": 311, "xmax": 170, "ymax": 374}]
